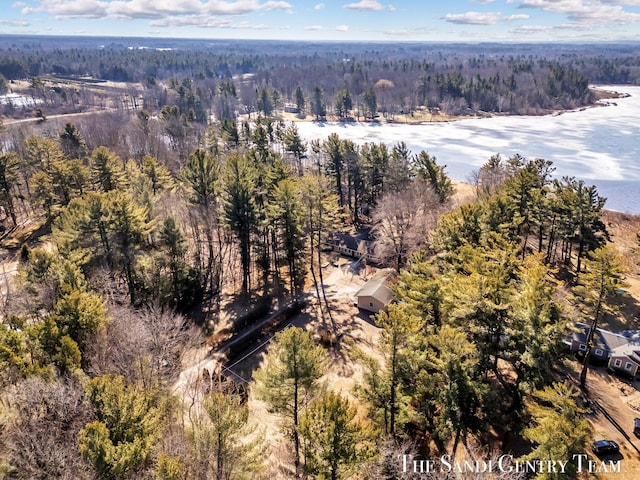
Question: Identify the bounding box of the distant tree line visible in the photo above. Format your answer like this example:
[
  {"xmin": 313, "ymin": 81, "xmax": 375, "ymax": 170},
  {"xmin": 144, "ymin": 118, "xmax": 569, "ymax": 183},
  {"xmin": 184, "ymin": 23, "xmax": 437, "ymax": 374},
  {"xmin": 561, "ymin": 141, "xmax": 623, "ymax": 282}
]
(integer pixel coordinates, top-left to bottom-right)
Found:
[{"xmin": 2, "ymin": 39, "xmax": 640, "ymax": 122}]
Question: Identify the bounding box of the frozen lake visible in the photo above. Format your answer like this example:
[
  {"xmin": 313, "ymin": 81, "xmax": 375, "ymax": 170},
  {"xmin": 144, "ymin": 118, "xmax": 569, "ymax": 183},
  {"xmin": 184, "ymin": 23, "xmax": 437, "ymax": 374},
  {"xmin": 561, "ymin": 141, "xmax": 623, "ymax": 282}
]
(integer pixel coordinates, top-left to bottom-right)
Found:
[
  {"xmin": 0, "ymin": 93, "xmax": 41, "ymax": 108},
  {"xmin": 296, "ymin": 85, "xmax": 640, "ymax": 214}
]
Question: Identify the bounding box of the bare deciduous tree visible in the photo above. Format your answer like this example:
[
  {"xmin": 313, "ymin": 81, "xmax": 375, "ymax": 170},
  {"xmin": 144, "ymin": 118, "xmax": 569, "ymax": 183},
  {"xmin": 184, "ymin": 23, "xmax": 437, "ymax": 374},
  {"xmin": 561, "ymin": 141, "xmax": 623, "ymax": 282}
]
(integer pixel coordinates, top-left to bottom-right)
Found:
[
  {"xmin": 0, "ymin": 377, "xmax": 93, "ymax": 479},
  {"xmin": 371, "ymin": 180, "xmax": 442, "ymax": 271},
  {"xmin": 85, "ymin": 303, "xmax": 201, "ymax": 389}
]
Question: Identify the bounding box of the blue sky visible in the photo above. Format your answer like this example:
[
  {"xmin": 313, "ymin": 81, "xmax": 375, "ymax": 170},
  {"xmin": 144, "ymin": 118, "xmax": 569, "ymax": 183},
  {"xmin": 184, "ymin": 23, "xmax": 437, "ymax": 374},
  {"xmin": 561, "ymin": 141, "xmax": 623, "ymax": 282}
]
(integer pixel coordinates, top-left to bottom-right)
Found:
[{"xmin": 2, "ymin": 0, "xmax": 640, "ymax": 42}]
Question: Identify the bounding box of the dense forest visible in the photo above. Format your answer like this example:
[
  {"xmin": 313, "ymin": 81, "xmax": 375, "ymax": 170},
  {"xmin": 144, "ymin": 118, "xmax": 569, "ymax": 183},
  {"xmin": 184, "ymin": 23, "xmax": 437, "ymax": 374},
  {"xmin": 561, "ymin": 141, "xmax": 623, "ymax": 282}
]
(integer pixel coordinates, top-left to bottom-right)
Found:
[
  {"xmin": 0, "ymin": 37, "xmax": 635, "ymax": 479},
  {"xmin": 2, "ymin": 37, "xmax": 640, "ymax": 126}
]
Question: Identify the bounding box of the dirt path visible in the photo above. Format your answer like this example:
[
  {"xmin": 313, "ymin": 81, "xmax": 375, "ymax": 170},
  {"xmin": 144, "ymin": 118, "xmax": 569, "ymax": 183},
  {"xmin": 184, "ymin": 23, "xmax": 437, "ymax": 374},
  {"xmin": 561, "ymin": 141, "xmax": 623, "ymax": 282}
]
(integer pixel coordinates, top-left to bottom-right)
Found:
[{"xmin": 2, "ymin": 107, "xmax": 119, "ymax": 126}]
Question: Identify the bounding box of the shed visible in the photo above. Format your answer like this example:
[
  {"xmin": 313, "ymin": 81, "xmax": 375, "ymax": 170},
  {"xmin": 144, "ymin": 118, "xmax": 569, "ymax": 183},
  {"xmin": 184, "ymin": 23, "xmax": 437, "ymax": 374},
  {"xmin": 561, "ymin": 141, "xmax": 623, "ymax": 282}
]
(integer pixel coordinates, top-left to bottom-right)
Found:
[{"xmin": 356, "ymin": 270, "xmax": 394, "ymax": 313}]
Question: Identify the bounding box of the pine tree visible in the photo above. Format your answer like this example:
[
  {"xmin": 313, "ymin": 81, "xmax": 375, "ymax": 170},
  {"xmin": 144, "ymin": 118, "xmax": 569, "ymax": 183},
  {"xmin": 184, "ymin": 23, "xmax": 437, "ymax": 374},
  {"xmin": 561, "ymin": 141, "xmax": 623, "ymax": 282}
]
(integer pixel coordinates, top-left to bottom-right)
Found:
[
  {"xmin": 413, "ymin": 150, "xmax": 454, "ymax": 203},
  {"xmin": 223, "ymin": 153, "xmax": 257, "ymax": 295},
  {"xmin": 79, "ymin": 375, "xmax": 161, "ymax": 479},
  {"xmin": 361, "ymin": 303, "xmax": 416, "ymax": 436},
  {"xmin": 300, "ymin": 391, "xmax": 374, "ymax": 480},
  {"xmin": 323, "ymin": 133, "xmax": 344, "ymax": 206},
  {"xmin": 295, "ymin": 85, "xmax": 305, "ymax": 114},
  {"xmin": 334, "ymin": 88, "xmax": 352, "ymax": 119},
  {"xmin": 577, "ymin": 246, "xmax": 626, "ymax": 388},
  {"xmin": 0, "ymin": 150, "xmax": 19, "ymax": 225},
  {"xmin": 282, "ymin": 124, "xmax": 307, "ymax": 175},
  {"xmin": 141, "ymin": 155, "xmax": 173, "ymax": 195},
  {"xmin": 311, "ymin": 86, "xmax": 326, "ymax": 119},
  {"xmin": 299, "ymin": 175, "xmax": 344, "ymax": 323},
  {"xmin": 105, "ymin": 191, "xmax": 154, "ymax": 305},
  {"xmin": 522, "ymin": 382, "xmax": 590, "ymax": 480},
  {"xmin": 267, "ymin": 179, "xmax": 306, "ymax": 296},
  {"xmin": 90, "ymin": 146, "xmax": 126, "ymax": 192},
  {"xmin": 59, "ymin": 122, "xmax": 87, "ymax": 159},
  {"xmin": 181, "ymin": 148, "xmax": 222, "ymax": 294},
  {"xmin": 187, "ymin": 391, "xmax": 263, "ymax": 480},
  {"xmin": 254, "ymin": 327, "xmax": 326, "ymax": 470},
  {"xmin": 158, "ymin": 216, "xmax": 190, "ymax": 306}
]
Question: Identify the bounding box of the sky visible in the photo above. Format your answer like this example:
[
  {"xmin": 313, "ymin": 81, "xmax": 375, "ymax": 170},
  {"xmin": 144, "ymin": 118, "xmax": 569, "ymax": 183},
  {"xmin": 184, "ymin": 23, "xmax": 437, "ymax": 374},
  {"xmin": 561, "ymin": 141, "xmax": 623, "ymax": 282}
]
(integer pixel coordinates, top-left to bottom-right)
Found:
[{"xmin": 2, "ymin": 0, "xmax": 640, "ymax": 43}]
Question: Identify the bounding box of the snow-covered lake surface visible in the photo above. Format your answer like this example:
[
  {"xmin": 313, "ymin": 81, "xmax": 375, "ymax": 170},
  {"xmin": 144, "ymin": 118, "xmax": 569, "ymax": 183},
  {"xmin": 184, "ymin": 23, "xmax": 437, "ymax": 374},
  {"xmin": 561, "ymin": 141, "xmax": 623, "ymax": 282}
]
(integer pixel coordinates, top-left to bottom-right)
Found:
[
  {"xmin": 0, "ymin": 93, "xmax": 41, "ymax": 108},
  {"xmin": 296, "ymin": 85, "xmax": 640, "ymax": 214}
]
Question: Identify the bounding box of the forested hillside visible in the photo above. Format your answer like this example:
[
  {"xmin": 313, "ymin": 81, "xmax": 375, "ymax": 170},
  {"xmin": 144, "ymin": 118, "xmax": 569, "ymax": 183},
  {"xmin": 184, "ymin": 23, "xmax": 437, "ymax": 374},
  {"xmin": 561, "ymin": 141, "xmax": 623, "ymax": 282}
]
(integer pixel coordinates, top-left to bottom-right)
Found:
[{"xmin": 0, "ymin": 38, "xmax": 636, "ymax": 479}]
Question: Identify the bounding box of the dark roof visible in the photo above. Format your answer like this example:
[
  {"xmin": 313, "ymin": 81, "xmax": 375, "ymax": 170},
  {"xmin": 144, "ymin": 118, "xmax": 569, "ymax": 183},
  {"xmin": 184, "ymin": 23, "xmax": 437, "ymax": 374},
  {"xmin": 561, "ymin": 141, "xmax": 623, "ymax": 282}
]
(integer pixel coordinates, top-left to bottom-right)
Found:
[
  {"xmin": 330, "ymin": 231, "xmax": 374, "ymax": 253},
  {"xmin": 572, "ymin": 322, "xmax": 629, "ymax": 351}
]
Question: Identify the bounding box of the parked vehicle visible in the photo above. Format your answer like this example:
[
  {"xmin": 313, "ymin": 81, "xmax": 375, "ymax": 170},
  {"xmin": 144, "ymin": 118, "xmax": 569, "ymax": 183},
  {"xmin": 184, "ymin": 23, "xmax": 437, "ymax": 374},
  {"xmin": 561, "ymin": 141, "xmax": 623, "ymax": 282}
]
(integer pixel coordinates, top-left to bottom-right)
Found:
[
  {"xmin": 591, "ymin": 440, "xmax": 619, "ymax": 455},
  {"xmin": 634, "ymin": 418, "xmax": 640, "ymax": 437}
]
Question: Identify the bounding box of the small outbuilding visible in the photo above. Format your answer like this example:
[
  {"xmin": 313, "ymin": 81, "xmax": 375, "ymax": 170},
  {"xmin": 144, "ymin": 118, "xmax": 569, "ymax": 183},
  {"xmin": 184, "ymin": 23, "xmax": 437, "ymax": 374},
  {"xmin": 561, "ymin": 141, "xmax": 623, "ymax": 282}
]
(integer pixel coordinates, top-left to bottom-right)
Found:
[{"xmin": 355, "ymin": 270, "xmax": 394, "ymax": 313}]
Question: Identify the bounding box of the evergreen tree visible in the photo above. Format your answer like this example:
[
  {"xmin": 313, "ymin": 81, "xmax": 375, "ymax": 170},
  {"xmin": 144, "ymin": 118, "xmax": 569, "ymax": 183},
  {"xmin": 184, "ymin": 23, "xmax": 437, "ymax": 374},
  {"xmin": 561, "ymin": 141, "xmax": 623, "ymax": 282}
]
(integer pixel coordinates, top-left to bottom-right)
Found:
[
  {"xmin": 267, "ymin": 179, "xmax": 306, "ymax": 296},
  {"xmin": 0, "ymin": 150, "xmax": 19, "ymax": 226},
  {"xmin": 311, "ymin": 86, "xmax": 326, "ymax": 119},
  {"xmin": 323, "ymin": 133, "xmax": 344, "ymax": 206},
  {"xmin": 223, "ymin": 153, "xmax": 257, "ymax": 295},
  {"xmin": 577, "ymin": 246, "xmax": 626, "ymax": 388},
  {"xmin": 90, "ymin": 146, "xmax": 126, "ymax": 192},
  {"xmin": 105, "ymin": 191, "xmax": 154, "ymax": 305},
  {"xmin": 282, "ymin": 124, "xmax": 307, "ymax": 176},
  {"xmin": 59, "ymin": 122, "xmax": 87, "ymax": 159},
  {"xmin": 254, "ymin": 327, "xmax": 326, "ymax": 470},
  {"xmin": 334, "ymin": 88, "xmax": 352, "ymax": 119},
  {"xmin": 300, "ymin": 391, "xmax": 374, "ymax": 480},
  {"xmin": 294, "ymin": 85, "xmax": 305, "ymax": 114},
  {"xmin": 187, "ymin": 391, "xmax": 263, "ymax": 480},
  {"xmin": 360, "ymin": 142, "xmax": 389, "ymax": 207},
  {"xmin": 180, "ymin": 148, "xmax": 221, "ymax": 294},
  {"xmin": 158, "ymin": 216, "xmax": 190, "ymax": 306},
  {"xmin": 299, "ymin": 175, "xmax": 344, "ymax": 322},
  {"xmin": 362, "ymin": 87, "xmax": 377, "ymax": 120},
  {"xmin": 413, "ymin": 150, "xmax": 454, "ymax": 203},
  {"xmin": 79, "ymin": 375, "xmax": 161, "ymax": 479},
  {"xmin": 141, "ymin": 155, "xmax": 173, "ymax": 195},
  {"xmin": 362, "ymin": 303, "xmax": 416, "ymax": 436},
  {"xmin": 522, "ymin": 382, "xmax": 590, "ymax": 480}
]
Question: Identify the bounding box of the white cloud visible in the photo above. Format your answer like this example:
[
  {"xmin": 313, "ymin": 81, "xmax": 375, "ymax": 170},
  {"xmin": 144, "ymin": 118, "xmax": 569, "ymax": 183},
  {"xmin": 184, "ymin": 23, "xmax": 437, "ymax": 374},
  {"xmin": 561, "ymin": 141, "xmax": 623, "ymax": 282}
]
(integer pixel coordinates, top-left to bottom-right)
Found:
[
  {"xmin": 383, "ymin": 26, "xmax": 432, "ymax": 36},
  {"xmin": 470, "ymin": 0, "xmax": 495, "ymax": 3},
  {"xmin": 510, "ymin": 24, "xmax": 552, "ymax": 34},
  {"xmin": 343, "ymin": 1, "xmax": 384, "ymax": 11},
  {"xmin": 510, "ymin": 0, "xmax": 640, "ymax": 25},
  {"xmin": 387, "ymin": 4, "xmax": 396, "ymax": 11},
  {"xmin": 504, "ymin": 14, "xmax": 530, "ymax": 20},
  {"xmin": 314, "ymin": 3, "xmax": 325, "ymax": 9},
  {"xmin": 0, "ymin": 19, "xmax": 30, "ymax": 26},
  {"xmin": 38, "ymin": 0, "xmax": 107, "ymax": 19},
  {"xmin": 336, "ymin": 24, "xmax": 349, "ymax": 31},
  {"xmin": 150, "ymin": 14, "xmax": 269, "ymax": 28},
  {"xmin": 33, "ymin": 0, "xmax": 292, "ymax": 20},
  {"xmin": 305, "ymin": 24, "xmax": 323, "ymax": 30},
  {"xmin": 444, "ymin": 11, "xmax": 528, "ymax": 25},
  {"xmin": 262, "ymin": 1, "xmax": 291, "ymax": 10}
]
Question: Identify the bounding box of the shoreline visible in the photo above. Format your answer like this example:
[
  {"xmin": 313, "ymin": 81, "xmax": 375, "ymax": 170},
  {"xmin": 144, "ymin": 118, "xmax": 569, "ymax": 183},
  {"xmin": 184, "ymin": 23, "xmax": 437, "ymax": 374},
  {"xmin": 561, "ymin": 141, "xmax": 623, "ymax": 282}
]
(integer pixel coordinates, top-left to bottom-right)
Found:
[{"xmin": 273, "ymin": 85, "xmax": 629, "ymax": 126}]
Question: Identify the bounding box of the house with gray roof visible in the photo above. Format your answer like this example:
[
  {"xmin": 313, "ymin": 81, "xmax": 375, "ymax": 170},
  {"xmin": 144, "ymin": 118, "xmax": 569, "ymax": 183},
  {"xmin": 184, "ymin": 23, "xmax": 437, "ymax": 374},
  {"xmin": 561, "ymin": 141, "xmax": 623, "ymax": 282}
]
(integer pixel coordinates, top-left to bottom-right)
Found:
[
  {"xmin": 566, "ymin": 322, "xmax": 640, "ymax": 377},
  {"xmin": 566, "ymin": 322, "xmax": 629, "ymax": 362},
  {"xmin": 355, "ymin": 270, "xmax": 394, "ymax": 313}
]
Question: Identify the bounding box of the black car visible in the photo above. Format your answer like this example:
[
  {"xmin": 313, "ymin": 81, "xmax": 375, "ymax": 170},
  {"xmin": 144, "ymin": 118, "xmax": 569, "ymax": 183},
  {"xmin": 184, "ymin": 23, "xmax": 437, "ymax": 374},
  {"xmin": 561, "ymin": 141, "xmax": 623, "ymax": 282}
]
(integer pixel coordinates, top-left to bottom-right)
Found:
[{"xmin": 591, "ymin": 440, "xmax": 620, "ymax": 455}]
